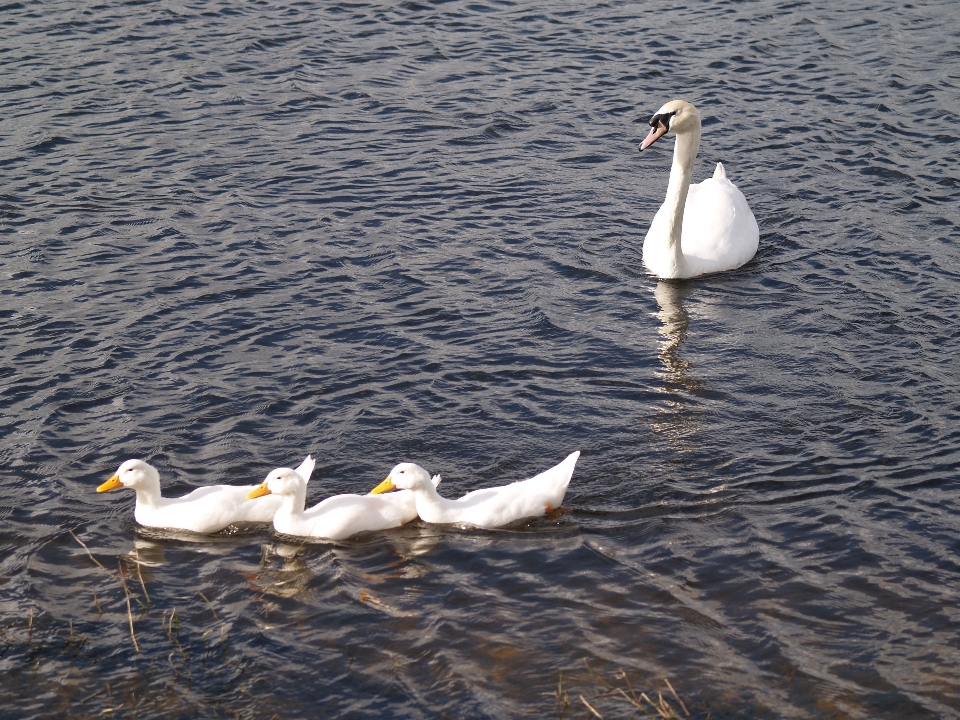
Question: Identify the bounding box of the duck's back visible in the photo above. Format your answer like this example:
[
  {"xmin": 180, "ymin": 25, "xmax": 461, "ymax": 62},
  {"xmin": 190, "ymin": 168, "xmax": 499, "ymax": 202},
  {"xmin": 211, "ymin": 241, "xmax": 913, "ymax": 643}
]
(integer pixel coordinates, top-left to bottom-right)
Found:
[
  {"xmin": 456, "ymin": 451, "xmax": 580, "ymax": 528},
  {"xmin": 136, "ymin": 485, "xmax": 281, "ymax": 534},
  {"xmin": 279, "ymin": 492, "xmax": 417, "ymax": 540}
]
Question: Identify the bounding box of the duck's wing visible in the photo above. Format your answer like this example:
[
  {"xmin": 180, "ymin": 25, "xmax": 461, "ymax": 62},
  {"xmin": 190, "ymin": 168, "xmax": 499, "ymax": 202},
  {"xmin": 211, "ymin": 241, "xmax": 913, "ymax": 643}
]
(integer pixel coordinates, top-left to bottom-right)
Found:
[
  {"xmin": 294, "ymin": 494, "xmax": 414, "ymax": 539},
  {"xmin": 456, "ymin": 451, "xmax": 581, "ymax": 528},
  {"xmin": 139, "ymin": 486, "xmax": 246, "ymax": 533}
]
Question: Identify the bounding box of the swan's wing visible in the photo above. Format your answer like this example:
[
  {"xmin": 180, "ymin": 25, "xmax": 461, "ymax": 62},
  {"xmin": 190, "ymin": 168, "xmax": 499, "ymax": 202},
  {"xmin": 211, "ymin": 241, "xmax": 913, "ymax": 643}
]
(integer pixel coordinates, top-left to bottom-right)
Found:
[{"xmin": 681, "ymin": 168, "xmax": 758, "ymax": 274}]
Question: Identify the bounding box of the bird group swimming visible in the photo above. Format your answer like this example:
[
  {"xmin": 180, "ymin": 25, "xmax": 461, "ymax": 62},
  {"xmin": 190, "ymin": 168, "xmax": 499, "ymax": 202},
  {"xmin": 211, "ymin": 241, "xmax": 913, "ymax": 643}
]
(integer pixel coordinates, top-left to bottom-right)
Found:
[
  {"xmin": 97, "ymin": 98, "xmax": 756, "ymax": 539},
  {"xmin": 99, "ymin": 451, "xmax": 581, "ymax": 539}
]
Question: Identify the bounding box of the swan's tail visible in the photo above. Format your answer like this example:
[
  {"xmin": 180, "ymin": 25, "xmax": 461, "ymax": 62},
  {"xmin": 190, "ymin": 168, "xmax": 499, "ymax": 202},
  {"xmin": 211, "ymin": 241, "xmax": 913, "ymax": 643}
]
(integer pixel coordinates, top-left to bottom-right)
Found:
[{"xmin": 713, "ymin": 162, "xmax": 727, "ymax": 180}]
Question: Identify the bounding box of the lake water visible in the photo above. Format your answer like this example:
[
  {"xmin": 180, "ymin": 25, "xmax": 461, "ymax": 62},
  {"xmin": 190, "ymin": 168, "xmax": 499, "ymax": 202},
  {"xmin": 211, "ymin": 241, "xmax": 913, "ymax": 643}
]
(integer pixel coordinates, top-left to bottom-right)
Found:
[{"xmin": 3, "ymin": 0, "xmax": 960, "ymax": 717}]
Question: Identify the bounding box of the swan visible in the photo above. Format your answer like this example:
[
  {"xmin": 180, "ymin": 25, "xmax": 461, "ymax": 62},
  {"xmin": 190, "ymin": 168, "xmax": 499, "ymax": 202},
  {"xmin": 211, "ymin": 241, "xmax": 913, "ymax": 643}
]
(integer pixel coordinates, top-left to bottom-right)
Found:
[
  {"xmin": 369, "ymin": 451, "xmax": 580, "ymax": 529},
  {"xmin": 246, "ymin": 464, "xmax": 441, "ymax": 540},
  {"xmin": 639, "ymin": 99, "xmax": 759, "ymax": 279},
  {"xmin": 97, "ymin": 457, "xmax": 314, "ymax": 534}
]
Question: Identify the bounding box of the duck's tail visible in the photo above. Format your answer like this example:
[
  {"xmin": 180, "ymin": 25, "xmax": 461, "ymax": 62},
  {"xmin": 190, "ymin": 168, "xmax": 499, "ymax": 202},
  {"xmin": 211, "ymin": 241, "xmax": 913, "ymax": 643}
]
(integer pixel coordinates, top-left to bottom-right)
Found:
[{"xmin": 295, "ymin": 455, "xmax": 316, "ymax": 483}]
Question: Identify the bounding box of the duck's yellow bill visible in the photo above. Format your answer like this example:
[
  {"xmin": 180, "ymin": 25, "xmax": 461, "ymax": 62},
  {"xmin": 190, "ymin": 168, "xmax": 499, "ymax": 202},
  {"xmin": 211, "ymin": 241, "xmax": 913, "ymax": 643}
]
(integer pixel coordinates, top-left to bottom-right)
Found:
[
  {"xmin": 97, "ymin": 474, "xmax": 123, "ymax": 493},
  {"xmin": 370, "ymin": 476, "xmax": 395, "ymax": 495},
  {"xmin": 246, "ymin": 483, "xmax": 272, "ymax": 499}
]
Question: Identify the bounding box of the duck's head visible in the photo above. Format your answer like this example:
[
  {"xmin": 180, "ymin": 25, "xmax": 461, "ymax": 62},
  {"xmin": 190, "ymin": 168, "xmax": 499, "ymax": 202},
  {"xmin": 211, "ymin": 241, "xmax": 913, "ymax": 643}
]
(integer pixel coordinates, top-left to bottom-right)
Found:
[
  {"xmin": 370, "ymin": 462, "xmax": 433, "ymax": 494},
  {"xmin": 98, "ymin": 459, "xmax": 160, "ymax": 493},
  {"xmin": 639, "ymin": 99, "xmax": 701, "ymax": 151},
  {"xmin": 247, "ymin": 467, "xmax": 305, "ymax": 499}
]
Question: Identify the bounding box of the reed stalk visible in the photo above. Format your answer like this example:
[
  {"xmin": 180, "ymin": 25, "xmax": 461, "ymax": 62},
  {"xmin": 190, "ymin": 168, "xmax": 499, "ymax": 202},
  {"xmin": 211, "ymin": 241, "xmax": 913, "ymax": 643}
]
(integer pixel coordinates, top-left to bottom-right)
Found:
[{"xmin": 117, "ymin": 560, "xmax": 140, "ymax": 654}]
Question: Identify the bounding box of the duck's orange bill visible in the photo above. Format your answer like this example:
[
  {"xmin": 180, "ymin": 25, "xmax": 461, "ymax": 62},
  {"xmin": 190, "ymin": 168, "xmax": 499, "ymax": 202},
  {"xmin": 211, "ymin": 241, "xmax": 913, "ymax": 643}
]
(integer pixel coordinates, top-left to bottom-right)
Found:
[
  {"xmin": 369, "ymin": 476, "xmax": 395, "ymax": 495},
  {"xmin": 246, "ymin": 483, "xmax": 272, "ymax": 500},
  {"xmin": 97, "ymin": 474, "xmax": 123, "ymax": 493}
]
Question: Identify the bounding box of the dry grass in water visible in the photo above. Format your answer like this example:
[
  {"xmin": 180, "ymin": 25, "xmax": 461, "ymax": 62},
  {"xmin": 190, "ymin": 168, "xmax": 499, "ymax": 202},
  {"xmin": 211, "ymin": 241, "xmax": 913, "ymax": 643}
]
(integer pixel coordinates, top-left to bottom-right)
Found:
[
  {"xmin": 554, "ymin": 660, "xmax": 701, "ymax": 719},
  {"xmin": 70, "ymin": 530, "xmax": 149, "ymax": 654}
]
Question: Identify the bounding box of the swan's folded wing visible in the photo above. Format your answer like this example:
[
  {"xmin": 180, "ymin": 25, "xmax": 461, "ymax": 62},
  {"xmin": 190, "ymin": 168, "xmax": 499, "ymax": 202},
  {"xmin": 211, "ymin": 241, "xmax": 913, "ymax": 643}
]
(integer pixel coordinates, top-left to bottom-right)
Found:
[{"xmin": 681, "ymin": 178, "xmax": 758, "ymax": 274}]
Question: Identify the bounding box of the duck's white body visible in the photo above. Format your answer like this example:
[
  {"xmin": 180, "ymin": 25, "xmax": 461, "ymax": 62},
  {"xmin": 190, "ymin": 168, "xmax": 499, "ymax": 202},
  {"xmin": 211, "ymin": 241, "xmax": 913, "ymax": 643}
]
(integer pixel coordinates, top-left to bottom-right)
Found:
[
  {"xmin": 248, "ymin": 464, "xmax": 441, "ymax": 540},
  {"xmin": 640, "ymin": 100, "xmax": 758, "ymax": 279},
  {"xmin": 97, "ymin": 457, "xmax": 310, "ymax": 534},
  {"xmin": 372, "ymin": 451, "xmax": 580, "ymax": 529}
]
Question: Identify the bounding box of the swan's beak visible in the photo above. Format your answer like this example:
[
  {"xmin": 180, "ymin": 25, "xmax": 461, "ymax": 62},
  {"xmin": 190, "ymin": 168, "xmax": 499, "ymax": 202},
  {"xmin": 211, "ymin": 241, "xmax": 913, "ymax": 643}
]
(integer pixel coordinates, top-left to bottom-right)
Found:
[
  {"xmin": 97, "ymin": 474, "xmax": 123, "ymax": 493},
  {"xmin": 246, "ymin": 483, "xmax": 272, "ymax": 499},
  {"xmin": 640, "ymin": 121, "xmax": 668, "ymax": 151},
  {"xmin": 370, "ymin": 476, "xmax": 396, "ymax": 495}
]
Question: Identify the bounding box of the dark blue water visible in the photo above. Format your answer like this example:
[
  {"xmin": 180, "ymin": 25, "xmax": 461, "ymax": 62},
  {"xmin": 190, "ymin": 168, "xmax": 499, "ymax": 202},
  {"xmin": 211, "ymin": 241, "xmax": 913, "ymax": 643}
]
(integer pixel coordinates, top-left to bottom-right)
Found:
[{"xmin": 3, "ymin": 0, "xmax": 960, "ymax": 717}]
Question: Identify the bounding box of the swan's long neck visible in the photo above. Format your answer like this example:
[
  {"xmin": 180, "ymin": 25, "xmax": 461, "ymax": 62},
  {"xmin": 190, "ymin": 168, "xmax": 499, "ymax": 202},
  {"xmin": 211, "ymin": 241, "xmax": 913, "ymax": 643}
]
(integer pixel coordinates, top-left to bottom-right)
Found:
[{"xmin": 661, "ymin": 126, "xmax": 701, "ymax": 269}]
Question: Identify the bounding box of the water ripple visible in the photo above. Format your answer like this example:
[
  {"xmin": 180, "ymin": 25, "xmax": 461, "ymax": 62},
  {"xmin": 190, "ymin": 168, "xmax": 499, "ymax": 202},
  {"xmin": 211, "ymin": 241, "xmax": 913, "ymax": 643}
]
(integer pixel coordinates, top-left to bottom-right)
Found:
[{"xmin": 2, "ymin": 0, "xmax": 960, "ymax": 717}]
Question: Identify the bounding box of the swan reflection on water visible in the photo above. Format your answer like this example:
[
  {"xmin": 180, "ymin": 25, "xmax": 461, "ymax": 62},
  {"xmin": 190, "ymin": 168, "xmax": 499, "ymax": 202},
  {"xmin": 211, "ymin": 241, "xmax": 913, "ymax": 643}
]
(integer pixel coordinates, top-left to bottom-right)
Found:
[
  {"xmin": 649, "ymin": 281, "xmax": 706, "ymax": 447},
  {"xmin": 654, "ymin": 280, "xmax": 702, "ymax": 394}
]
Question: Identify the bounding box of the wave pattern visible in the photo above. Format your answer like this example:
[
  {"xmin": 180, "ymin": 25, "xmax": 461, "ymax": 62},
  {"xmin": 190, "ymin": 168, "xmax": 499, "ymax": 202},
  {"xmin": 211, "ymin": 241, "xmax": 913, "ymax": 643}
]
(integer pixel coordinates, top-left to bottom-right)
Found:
[{"xmin": 2, "ymin": 0, "xmax": 960, "ymax": 717}]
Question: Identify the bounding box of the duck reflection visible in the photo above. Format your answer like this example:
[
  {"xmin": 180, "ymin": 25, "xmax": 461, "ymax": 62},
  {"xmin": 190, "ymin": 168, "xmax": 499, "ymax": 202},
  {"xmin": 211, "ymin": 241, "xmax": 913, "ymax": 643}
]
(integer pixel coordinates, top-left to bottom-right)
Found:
[{"xmin": 250, "ymin": 542, "xmax": 315, "ymax": 600}]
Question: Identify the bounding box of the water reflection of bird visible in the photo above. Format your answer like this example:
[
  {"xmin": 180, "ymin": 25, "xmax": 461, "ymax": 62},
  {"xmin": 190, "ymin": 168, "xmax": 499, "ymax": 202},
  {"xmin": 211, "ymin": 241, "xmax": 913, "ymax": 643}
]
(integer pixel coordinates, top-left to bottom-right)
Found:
[
  {"xmin": 654, "ymin": 281, "xmax": 702, "ymax": 394},
  {"xmin": 650, "ymin": 281, "xmax": 706, "ymax": 449},
  {"xmin": 248, "ymin": 543, "xmax": 315, "ymax": 600}
]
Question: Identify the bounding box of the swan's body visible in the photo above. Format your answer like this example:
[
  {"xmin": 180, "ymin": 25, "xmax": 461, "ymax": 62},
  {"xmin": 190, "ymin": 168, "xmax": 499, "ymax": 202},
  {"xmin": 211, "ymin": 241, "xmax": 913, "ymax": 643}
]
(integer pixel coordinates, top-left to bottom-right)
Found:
[
  {"xmin": 97, "ymin": 457, "xmax": 312, "ymax": 534},
  {"xmin": 371, "ymin": 451, "xmax": 580, "ymax": 529},
  {"xmin": 639, "ymin": 99, "xmax": 758, "ymax": 279},
  {"xmin": 247, "ymin": 464, "xmax": 441, "ymax": 540}
]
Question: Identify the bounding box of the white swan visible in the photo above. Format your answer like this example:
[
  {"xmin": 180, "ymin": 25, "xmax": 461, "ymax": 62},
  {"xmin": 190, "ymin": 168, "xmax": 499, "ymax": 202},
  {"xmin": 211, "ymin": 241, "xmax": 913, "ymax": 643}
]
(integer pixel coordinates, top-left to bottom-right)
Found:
[
  {"xmin": 246, "ymin": 464, "xmax": 441, "ymax": 540},
  {"xmin": 370, "ymin": 451, "xmax": 580, "ymax": 529},
  {"xmin": 97, "ymin": 457, "xmax": 313, "ymax": 534},
  {"xmin": 639, "ymin": 99, "xmax": 758, "ymax": 279}
]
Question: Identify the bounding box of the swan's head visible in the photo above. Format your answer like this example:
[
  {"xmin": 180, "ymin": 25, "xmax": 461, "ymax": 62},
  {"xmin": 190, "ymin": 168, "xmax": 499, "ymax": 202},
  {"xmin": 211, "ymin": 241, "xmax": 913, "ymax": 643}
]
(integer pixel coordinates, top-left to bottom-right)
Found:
[
  {"xmin": 639, "ymin": 99, "xmax": 701, "ymax": 151},
  {"xmin": 247, "ymin": 467, "xmax": 306, "ymax": 500},
  {"xmin": 370, "ymin": 462, "xmax": 434, "ymax": 494},
  {"xmin": 98, "ymin": 459, "xmax": 160, "ymax": 492}
]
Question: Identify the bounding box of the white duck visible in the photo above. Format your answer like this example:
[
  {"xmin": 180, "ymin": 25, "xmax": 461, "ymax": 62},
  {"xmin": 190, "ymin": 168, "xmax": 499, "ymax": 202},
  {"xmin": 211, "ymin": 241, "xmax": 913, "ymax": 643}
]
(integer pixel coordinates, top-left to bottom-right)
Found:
[
  {"xmin": 97, "ymin": 457, "xmax": 313, "ymax": 534},
  {"xmin": 370, "ymin": 451, "xmax": 580, "ymax": 529},
  {"xmin": 246, "ymin": 463, "xmax": 441, "ymax": 540},
  {"xmin": 639, "ymin": 99, "xmax": 759, "ymax": 279}
]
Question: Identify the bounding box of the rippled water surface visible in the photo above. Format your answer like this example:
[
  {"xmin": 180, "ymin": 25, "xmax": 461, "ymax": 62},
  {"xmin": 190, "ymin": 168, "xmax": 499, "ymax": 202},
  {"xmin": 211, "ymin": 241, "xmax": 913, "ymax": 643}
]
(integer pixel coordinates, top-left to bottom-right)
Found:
[{"xmin": 3, "ymin": 0, "xmax": 960, "ymax": 717}]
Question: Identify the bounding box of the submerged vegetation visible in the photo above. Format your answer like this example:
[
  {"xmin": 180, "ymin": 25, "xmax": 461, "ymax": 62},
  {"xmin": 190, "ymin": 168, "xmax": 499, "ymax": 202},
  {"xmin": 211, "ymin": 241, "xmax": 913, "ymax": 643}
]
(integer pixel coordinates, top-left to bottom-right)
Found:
[
  {"xmin": 554, "ymin": 660, "xmax": 705, "ymax": 719},
  {"xmin": 3, "ymin": 533, "xmax": 713, "ymax": 718},
  {"xmin": 0, "ymin": 531, "xmax": 252, "ymax": 718}
]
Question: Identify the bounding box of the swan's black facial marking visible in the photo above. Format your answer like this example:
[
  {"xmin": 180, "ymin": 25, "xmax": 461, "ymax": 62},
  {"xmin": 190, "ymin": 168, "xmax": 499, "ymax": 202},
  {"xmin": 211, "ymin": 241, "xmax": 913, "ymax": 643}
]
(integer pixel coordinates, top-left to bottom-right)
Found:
[{"xmin": 649, "ymin": 110, "xmax": 678, "ymax": 132}]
